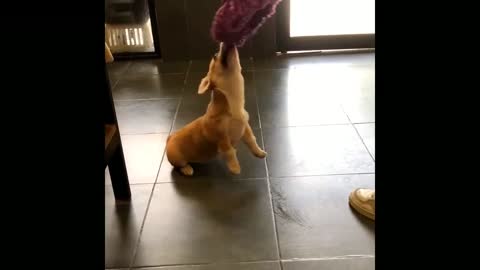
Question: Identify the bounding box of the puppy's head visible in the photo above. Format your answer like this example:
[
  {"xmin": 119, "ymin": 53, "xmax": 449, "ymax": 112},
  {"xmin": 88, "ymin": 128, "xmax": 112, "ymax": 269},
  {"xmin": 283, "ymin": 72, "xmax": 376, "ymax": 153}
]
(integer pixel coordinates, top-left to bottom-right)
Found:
[{"xmin": 198, "ymin": 43, "xmax": 244, "ymax": 96}]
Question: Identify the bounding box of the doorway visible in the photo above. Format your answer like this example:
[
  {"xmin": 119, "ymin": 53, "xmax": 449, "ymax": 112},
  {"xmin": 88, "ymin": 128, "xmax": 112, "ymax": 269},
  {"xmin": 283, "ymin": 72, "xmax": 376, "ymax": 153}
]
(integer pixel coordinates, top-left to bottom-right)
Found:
[{"xmin": 277, "ymin": 0, "xmax": 375, "ymax": 52}]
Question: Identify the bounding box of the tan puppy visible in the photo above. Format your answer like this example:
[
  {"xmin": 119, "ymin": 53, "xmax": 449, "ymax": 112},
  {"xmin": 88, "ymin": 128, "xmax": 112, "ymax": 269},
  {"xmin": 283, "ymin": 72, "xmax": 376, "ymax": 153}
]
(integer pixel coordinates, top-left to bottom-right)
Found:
[{"xmin": 166, "ymin": 43, "xmax": 266, "ymax": 176}]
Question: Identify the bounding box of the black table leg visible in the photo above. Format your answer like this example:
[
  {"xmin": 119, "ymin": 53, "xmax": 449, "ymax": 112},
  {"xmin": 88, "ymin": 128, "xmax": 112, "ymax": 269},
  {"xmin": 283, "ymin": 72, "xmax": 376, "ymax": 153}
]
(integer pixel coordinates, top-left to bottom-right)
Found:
[
  {"xmin": 108, "ymin": 140, "xmax": 131, "ymax": 201},
  {"xmin": 105, "ymin": 63, "xmax": 131, "ymax": 201}
]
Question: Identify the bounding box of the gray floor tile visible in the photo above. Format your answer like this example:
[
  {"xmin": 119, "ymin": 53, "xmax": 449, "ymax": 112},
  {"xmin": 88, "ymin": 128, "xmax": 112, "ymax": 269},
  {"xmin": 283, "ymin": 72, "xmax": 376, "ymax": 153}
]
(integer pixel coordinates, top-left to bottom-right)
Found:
[
  {"xmin": 133, "ymin": 180, "xmax": 278, "ymax": 266},
  {"xmin": 263, "ymin": 125, "xmax": 375, "ymax": 177},
  {"xmin": 105, "ymin": 184, "xmax": 153, "ymax": 268},
  {"xmin": 115, "ymin": 99, "xmax": 179, "ymax": 134},
  {"xmin": 271, "ymin": 175, "xmax": 375, "ymax": 258}
]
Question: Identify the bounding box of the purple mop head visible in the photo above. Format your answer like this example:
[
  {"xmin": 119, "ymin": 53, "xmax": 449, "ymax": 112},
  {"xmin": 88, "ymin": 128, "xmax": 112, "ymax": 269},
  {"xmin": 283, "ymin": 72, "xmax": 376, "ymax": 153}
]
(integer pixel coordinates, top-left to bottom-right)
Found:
[{"xmin": 211, "ymin": 0, "xmax": 283, "ymax": 47}]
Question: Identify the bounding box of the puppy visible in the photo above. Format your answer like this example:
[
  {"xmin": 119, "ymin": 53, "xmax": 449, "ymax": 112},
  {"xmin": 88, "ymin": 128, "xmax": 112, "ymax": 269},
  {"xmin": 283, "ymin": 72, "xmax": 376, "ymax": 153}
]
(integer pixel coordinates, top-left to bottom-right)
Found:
[{"xmin": 166, "ymin": 43, "xmax": 266, "ymax": 176}]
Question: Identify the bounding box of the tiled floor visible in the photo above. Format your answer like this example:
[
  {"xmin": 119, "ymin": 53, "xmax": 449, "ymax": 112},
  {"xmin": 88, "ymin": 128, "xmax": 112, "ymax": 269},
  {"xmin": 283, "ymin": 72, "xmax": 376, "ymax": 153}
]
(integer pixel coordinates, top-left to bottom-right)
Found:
[{"xmin": 106, "ymin": 52, "xmax": 375, "ymax": 270}]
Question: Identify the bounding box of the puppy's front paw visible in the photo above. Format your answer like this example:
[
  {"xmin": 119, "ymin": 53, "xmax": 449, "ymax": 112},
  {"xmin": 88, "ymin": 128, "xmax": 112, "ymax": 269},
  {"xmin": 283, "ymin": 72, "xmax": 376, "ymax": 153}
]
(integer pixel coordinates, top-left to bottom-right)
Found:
[
  {"xmin": 228, "ymin": 163, "xmax": 241, "ymax": 175},
  {"xmin": 255, "ymin": 149, "xmax": 267, "ymax": 159},
  {"xmin": 180, "ymin": 165, "xmax": 194, "ymax": 176}
]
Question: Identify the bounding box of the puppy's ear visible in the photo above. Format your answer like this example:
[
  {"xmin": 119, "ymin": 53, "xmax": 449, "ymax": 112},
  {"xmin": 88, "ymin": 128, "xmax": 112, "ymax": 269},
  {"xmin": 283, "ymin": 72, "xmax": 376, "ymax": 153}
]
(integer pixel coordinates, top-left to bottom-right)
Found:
[{"xmin": 198, "ymin": 76, "xmax": 212, "ymax": 94}]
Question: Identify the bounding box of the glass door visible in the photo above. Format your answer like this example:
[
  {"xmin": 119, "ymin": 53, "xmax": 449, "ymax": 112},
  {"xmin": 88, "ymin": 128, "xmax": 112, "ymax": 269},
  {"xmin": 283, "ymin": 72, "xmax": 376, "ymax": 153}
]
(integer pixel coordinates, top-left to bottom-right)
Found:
[{"xmin": 277, "ymin": 0, "xmax": 375, "ymax": 51}]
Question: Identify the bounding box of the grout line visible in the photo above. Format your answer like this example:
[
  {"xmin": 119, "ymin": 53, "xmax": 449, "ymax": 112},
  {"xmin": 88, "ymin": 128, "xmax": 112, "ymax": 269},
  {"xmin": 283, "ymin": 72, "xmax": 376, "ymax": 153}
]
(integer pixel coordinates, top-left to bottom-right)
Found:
[
  {"xmin": 114, "ymin": 97, "xmax": 183, "ymax": 102},
  {"xmin": 261, "ymin": 123, "xmax": 355, "ymax": 129},
  {"xmin": 118, "ymin": 132, "xmax": 174, "ymax": 136},
  {"xmin": 124, "ymin": 71, "xmax": 187, "ymax": 76},
  {"xmin": 254, "ymin": 65, "xmax": 374, "ymax": 72},
  {"xmin": 128, "ymin": 259, "xmax": 281, "ymax": 269},
  {"xmin": 344, "ymin": 110, "xmax": 375, "ymax": 162},
  {"xmin": 108, "ymin": 171, "xmax": 376, "ymax": 188},
  {"xmin": 105, "ymin": 173, "xmax": 376, "ymax": 188},
  {"xmin": 269, "ymin": 172, "xmax": 376, "ymax": 180},
  {"xmin": 127, "ymin": 178, "xmax": 156, "ymax": 268},
  {"xmin": 253, "ymin": 63, "xmax": 375, "ymax": 72},
  {"xmin": 122, "ymin": 254, "xmax": 375, "ymax": 269},
  {"xmin": 155, "ymin": 177, "xmax": 268, "ymax": 184},
  {"xmin": 114, "ymin": 97, "xmax": 180, "ymax": 103},
  {"xmin": 251, "ymin": 64, "xmax": 284, "ymax": 270},
  {"xmin": 109, "ymin": 61, "xmax": 132, "ymax": 90},
  {"xmin": 128, "ymin": 60, "xmax": 192, "ymax": 268},
  {"xmin": 350, "ymin": 121, "xmax": 376, "ymax": 125},
  {"xmin": 118, "ymin": 132, "xmax": 171, "ymax": 136},
  {"xmin": 353, "ymin": 125, "xmax": 375, "ymax": 161},
  {"xmin": 281, "ymin": 255, "xmax": 375, "ymax": 262},
  {"xmin": 110, "ymin": 77, "xmax": 120, "ymax": 90},
  {"xmin": 115, "ymin": 72, "xmax": 187, "ymax": 84},
  {"xmin": 258, "ymin": 123, "xmax": 374, "ymax": 131},
  {"xmin": 105, "ymin": 182, "xmax": 159, "ymax": 187}
]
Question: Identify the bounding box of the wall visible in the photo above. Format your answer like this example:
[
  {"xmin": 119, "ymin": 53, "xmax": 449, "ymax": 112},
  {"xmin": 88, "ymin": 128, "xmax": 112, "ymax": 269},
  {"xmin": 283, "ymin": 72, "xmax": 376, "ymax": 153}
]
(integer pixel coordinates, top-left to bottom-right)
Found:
[{"xmin": 154, "ymin": 0, "xmax": 277, "ymax": 61}]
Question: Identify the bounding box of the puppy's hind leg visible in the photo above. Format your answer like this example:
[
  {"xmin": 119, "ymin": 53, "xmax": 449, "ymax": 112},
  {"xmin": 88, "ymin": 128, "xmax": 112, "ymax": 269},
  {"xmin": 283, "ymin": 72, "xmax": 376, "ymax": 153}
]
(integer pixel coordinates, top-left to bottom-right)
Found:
[
  {"xmin": 179, "ymin": 164, "xmax": 194, "ymax": 176},
  {"xmin": 166, "ymin": 148, "xmax": 194, "ymax": 176},
  {"xmin": 173, "ymin": 160, "xmax": 194, "ymax": 176}
]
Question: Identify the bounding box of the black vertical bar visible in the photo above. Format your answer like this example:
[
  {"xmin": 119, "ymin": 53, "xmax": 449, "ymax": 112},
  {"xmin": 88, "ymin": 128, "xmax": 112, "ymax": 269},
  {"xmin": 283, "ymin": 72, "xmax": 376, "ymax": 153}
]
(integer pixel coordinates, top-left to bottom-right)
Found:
[
  {"xmin": 108, "ymin": 142, "xmax": 131, "ymax": 201},
  {"xmin": 276, "ymin": 0, "xmax": 290, "ymax": 53},
  {"xmin": 148, "ymin": 0, "xmax": 162, "ymax": 58},
  {"xmin": 105, "ymin": 64, "xmax": 131, "ymax": 201},
  {"xmin": 104, "ymin": 64, "xmax": 116, "ymax": 124}
]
